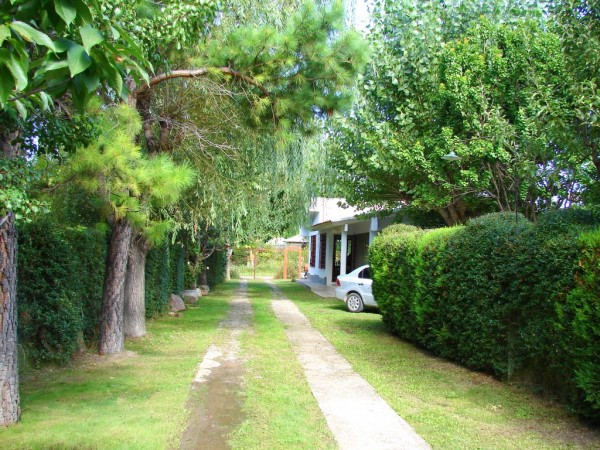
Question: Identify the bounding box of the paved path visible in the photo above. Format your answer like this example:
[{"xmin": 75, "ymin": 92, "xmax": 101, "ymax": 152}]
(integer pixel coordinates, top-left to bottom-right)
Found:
[
  {"xmin": 180, "ymin": 282, "xmax": 252, "ymax": 450},
  {"xmin": 182, "ymin": 280, "xmax": 429, "ymax": 449},
  {"xmin": 269, "ymin": 283, "xmax": 431, "ymax": 450},
  {"xmin": 296, "ymin": 278, "xmax": 337, "ymax": 298}
]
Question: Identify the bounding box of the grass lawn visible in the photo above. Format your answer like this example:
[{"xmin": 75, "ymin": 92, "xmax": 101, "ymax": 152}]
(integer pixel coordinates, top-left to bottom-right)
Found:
[
  {"xmin": 229, "ymin": 280, "xmax": 336, "ymax": 449},
  {"xmin": 275, "ymin": 280, "xmax": 600, "ymax": 450},
  {"xmin": 0, "ymin": 283, "xmax": 234, "ymax": 450}
]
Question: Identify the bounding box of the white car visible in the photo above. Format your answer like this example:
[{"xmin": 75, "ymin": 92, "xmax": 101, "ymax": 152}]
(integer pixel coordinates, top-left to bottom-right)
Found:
[{"xmin": 335, "ymin": 265, "xmax": 376, "ymax": 313}]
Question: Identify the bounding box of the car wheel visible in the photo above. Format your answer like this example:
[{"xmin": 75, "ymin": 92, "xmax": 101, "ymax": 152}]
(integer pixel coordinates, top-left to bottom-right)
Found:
[{"xmin": 346, "ymin": 292, "xmax": 364, "ymax": 313}]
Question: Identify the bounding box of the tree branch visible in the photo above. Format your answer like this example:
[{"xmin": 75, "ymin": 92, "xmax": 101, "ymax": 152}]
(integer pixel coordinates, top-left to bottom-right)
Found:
[{"xmin": 137, "ymin": 67, "xmax": 271, "ymax": 98}]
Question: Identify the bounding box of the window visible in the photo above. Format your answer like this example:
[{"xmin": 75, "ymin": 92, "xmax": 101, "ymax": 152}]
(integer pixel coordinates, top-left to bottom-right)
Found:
[
  {"xmin": 309, "ymin": 235, "xmax": 317, "ymax": 267},
  {"xmin": 319, "ymin": 234, "xmax": 327, "ymax": 269},
  {"xmin": 359, "ymin": 267, "xmax": 371, "ymax": 279}
]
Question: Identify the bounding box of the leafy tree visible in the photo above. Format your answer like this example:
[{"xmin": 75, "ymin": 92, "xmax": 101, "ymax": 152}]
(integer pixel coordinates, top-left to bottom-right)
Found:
[
  {"xmin": 329, "ymin": 0, "xmax": 580, "ymax": 225},
  {"xmin": 551, "ymin": 0, "xmax": 600, "ymax": 202}
]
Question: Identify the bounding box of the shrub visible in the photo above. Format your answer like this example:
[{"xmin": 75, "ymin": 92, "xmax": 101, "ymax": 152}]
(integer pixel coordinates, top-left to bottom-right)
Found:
[
  {"xmin": 205, "ymin": 249, "xmax": 227, "ymax": 287},
  {"xmin": 412, "ymin": 226, "xmax": 461, "ymax": 352},
  {"xmin": 370, "ymin": 224, "xmax": 423, "ymax": 336},
  {"xmin": 18, "ymin": 220, "xmax": 107, "ymax": 366},
  {"xmin": 171, "ymin": 244, "xmax": 185, "ymax": 295},
  {"xmin": 370, "ymin": 210, "xmax": 600, "ymax": 420},
  {"xmin": 563, "ymin": 229, "xmax": 600, "ymax": 420},
  {"xmin": 145, "ymin": 242, "xmax": 172, "ymax": 318}
]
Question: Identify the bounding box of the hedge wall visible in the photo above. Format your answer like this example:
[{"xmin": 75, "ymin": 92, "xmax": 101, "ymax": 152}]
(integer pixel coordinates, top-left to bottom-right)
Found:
[
  {"xmin": 145, "ymin": 242, "xmax": 173, "ymax": 318},
  {"xmin": 205, "ymin": 249, "xmax": 227, "ymax": 287},
  {"xmin": 370, "ymin": 210, "xmax": 600, "ymax": 421},
  {"xmin": 17, "ymin": 220, "xmax": 108, "ymax": 366}
]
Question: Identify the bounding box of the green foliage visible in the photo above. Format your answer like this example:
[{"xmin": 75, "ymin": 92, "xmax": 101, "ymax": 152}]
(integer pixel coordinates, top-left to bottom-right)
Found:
[
  {"xmin": 0, "ymin": 156, "xmax": 48, "ymax": 223},
  {"xmin": 171, "ymin": 244, "xmax": 186, "ymax": 295},
  {"xmin": 369, "ymin": 224, "xmax": 423, "ymax": 334},
  {"xmin": 551, "ymin": 0, "xmax": 600, "ymax": 202},
  {"xmin": 17, "ymin": 219, "xmax": 107, "ymax": 366},
  {"xmin": 200, "ymin": 0, "xmax": 368, "ymax": 131},
  {"xmin": 564, "ymin": 229, "xmax": 600, "ymax": 419},
  {"xmin": 65, "ymin": 104, "xmax": 195, "ymax": 241},
  {"xmin": 0, "ymin": 0, "xmax": 149, "ymax": 115},
  {"xmin": 145, "ymin": 241, "xmax": 172, "ymax": 318},
  {"xmin": 329, "ymin": 0, "xmax": 587, "ymax": 224},
  {"xmin": 99, "ymin": 0, "xmax": 220, "ymax": 65},
  {"xmin": 21, "ymin": 110, "xmax": 99, "ymax": 158},
  {"xmin": 370, "ymin": 210, "xmax": 600, "ymax": 420},
  {"xmin": 205, "ymin": 249, "xmax": 227, "ymax": 287}
]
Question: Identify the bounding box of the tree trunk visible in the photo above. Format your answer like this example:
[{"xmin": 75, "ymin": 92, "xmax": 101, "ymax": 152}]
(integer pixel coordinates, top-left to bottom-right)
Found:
[
  {"xmin": 0, "ymin": 212, "xmax": 20, "ymax": 425},
  {"xmin": 98, "ymin": 219, "xmax": 133, "ymax": 355},
  {"xmin": 437, "ymin": 200, "xmax": 468, "ymax": 226},
  {"xmin": 1, "ymin": 124, "xmax": 21, "ymax": 425},
  {"xmin": 199, "ymin": 268, "xmax": 208, "ymax": 287},
  {"xmin": 124, "ymin": 236, "xmax": 147, "ymax": 338},
  {"xmin": 225, "ymin": 247, "xmax": 233, "ymax": 281}
]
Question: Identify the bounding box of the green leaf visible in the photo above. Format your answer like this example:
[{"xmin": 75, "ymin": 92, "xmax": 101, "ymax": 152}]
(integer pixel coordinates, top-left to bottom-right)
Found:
[
  {"xmin": 43, "ymin": 59, "xmax": 69, "ymax": 72},
  {"xmin": 14, "ymin": 99, "xmax": 27, "ymax": 119},
  {"xmin": 79, "ymin": 24, "xmax": 103, "ymax": 54},
  {"xmin": 54, "ymin": 38, "xmax": 74, "ymax": 53},
  {"xmin": 83, "ymin": 70, "xmax": 99, "ymax": 93},
  {"xmin": 0, "ymin": 66, "xmax": 14, "ymax": 106},
  {"xmin": 110, "ymin": 26, "xmax": 120, "ymax": 40},
  {"xmin": 73, "ymin": 0, "xmax": 94, "ymax": 24},
  {"xmin": 54, "ymin": 0, "xmax": 77, "ymax": 26},
  {"xmin": 0, "ymin": 25, "xmax": 10, "ymax": 46},
  {"xmin": 1, "ymin": 51, "xmax": 28, "ymax": 91},
  {"xmin": 67, "ymin": 44, "xmax": 91, "ymax": 77},
  {"xmin": 9, "ymin": 21, "xmax": 56, "ymax": 51},
  {"xmin": 39, "ymin": 91, "xmax": 52, "ymax": 110}
]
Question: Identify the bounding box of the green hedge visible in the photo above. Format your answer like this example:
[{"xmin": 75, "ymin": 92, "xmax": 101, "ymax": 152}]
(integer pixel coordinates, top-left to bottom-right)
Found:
[
  {"xmin": 205, "ymin": 249, "xmax": 227, "ymax": 287},
  {"xmin": 18, "ymin": 220, "xmax": 189, "ymax": 364},
  {"xmin": 370, "ymin": 210, "xmax": 600, "ymax": 420},
  {"xmin": 564, "ymin": 229, "xmax": 600, "ymax": 418},
  {"xmin": 145, "ymin": 242, "xmax": 173, "ymax": 318},
  {"xmin": 17, "ymin": 220, "xmax": 107, "ymax": 366}
]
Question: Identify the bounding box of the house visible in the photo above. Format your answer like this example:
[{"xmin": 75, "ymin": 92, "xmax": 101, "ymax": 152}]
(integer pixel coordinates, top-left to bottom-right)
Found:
[{"xmin": 302, "ymin": 198, "xmax": 395, "ymax": 285}]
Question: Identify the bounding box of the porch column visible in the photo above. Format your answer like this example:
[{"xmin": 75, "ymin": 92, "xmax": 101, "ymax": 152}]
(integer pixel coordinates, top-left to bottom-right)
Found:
[
  {"xmin": 325, "ymin": 231, "xmax": 334, "ymax": 284},
  {"xmin": 340, "ymin": 224, "xmax": 348, "ymax": 276},
  {"xmin": 369, "ymin": 217, "xmax": 379, "ymax": 244}
]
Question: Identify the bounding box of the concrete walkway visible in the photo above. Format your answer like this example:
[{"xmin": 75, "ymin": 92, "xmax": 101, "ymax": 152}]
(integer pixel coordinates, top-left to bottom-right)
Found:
[
  {"xmin": 269, "ymin": 284, "xmax": 430, "ymax": 450},
  {"xmin": 181, "ymin": 282, "xmax": 252, "ymax": 450},
  {"xmin": 295, "ymin": 278, "xmax": 337, "ymax": 298}
]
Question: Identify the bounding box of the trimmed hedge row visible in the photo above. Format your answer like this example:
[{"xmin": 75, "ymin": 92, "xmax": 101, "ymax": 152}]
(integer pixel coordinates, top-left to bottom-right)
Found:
[
  {"xmin": 18, "ymin": 220, "xmax": 108, "ymax": 366},
  {"xmin": 205, "ymin": 249, "xmax": 227, "ymax": 287},
  {"xmin": 18, "ymin": 220, "xmax": 191, "ymax": 365},
  {"xmin": 370, "ymin": 210, "xmax": 600, "ymax": 420},
  {"xmin": 145, "ymin": 241, "xmax": 173, "ymax": 318}
]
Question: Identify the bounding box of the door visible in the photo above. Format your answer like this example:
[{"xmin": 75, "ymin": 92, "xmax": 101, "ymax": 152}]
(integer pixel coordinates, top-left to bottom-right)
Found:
[
  {"xmin": 356, "ymin": 266, "xmax": 375, "ymax": 306},
  {"xmin": 332, "ymin": 234, "xmax": 357, "ymax": 281}
]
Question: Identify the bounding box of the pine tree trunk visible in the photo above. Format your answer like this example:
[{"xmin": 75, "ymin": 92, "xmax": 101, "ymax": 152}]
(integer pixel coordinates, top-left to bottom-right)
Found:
[
  {"xmin": 98, "ymin": 219, "xmax": 133, "ymax": 355},
  {"xmin": 0, "ymin": 212, "xmax": 20, "ymax": 425},
  {"xmin": 124, "ymin": 236, "xmax": 147, "ymax": 338}
]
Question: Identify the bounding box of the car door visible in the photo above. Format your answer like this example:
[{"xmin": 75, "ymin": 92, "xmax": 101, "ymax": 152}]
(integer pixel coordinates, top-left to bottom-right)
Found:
[{"xmin": 357, "ymin": 267, "xmax": 375, "ymax": 305}]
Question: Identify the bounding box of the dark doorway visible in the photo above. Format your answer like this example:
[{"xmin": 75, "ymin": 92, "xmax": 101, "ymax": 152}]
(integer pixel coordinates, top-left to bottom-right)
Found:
[{"xmin": 332, "ymin": 234, "xmax": 356, "ymax": 281}]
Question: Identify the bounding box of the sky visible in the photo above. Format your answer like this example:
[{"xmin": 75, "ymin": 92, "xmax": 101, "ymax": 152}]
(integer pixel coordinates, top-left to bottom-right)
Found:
[{"xmin": 352, "ymin": 0, "xmax": 372, "ymax": 33}]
